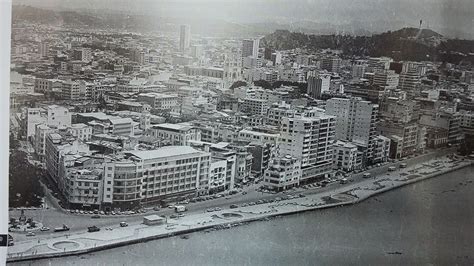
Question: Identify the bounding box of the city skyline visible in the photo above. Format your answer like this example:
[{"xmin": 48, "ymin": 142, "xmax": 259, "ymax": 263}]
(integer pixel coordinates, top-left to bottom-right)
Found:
[{"xmin": 4, "ymin": 0, "xmax": 474, "ymax": 264}]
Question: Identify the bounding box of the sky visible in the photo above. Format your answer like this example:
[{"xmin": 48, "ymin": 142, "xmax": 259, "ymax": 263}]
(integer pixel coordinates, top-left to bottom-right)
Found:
[{"xmin": 13, "ymin": 0, "xmax": 474, "ymax": 38}]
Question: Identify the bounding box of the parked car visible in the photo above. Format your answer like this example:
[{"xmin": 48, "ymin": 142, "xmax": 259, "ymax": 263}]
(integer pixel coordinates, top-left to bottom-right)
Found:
[
  {"xmin": 87, "ymin": 226, "xmax": 100, "ymax": 232},
  {"xmin": 91, "ymin": 215, "xmax": 101, "ymax": 219},
  {"xmin": 363, "ymin": 173, "xmax": 371, "ymax": 178},
  {"xmin": 26, "ymin": 231, "xmax": 35, "ymax": 237},
  {"xmin": 120, "ymin": 222, "xmax": 128, "ymax": 227},
  {"xmin": 230, "ymin": 204, "xmax": 238, "ymax": 209},
  {"xmin": 40, "ymin": 227, "xmax": 50, "ymax": 231}
]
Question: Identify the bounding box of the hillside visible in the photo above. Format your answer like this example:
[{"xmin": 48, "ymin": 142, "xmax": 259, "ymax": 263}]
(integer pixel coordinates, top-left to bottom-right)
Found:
[{"xmin": 262, "ymin": 28, "xmax": 474, "ymax": 64}]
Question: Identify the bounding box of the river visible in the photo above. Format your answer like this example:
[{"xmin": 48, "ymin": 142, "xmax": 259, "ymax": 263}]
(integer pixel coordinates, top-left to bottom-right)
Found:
[{"xmin": 11, "ymin": 166, "xmax": 474, "ymax": 265}]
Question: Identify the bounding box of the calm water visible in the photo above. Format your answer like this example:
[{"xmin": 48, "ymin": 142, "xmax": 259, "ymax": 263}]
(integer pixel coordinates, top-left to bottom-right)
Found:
[{"xmin": 12, "ymin": 166, "xmax": 474, "ymax": 266}]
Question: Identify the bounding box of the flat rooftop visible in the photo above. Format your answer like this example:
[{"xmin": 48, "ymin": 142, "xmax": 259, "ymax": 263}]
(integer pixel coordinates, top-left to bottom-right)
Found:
[{"xmin": 127, "ymin": 146, "xmax": 207, "ymax": 160}]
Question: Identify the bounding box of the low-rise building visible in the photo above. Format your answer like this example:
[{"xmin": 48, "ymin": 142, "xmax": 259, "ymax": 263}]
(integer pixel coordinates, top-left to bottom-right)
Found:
[
  {"xmin": 263, "ymin": 155, "xmax": 301, "ymax": 191},
  {"xmin": 333, "ymin": 141, "xmax": 363, "ymax": 172},
  {"xmin": 149, "ymin": 123, "xmax": 201, "ymax": 146}
]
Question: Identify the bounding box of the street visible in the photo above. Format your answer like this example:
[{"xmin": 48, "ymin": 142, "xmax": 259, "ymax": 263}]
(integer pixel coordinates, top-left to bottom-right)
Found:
[{"xmin": 9, "ymin": 147, "xmax": 454, "ymax": 242}]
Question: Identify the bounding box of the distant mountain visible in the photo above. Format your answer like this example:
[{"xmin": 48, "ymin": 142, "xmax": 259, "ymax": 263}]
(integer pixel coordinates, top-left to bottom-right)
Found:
[
  {"xmin": 12, "ymin": 5, "xmax": 104, "ymax": 28},
  {"xmin": 262, "ymin": 28, "xmax": 474, "ymax": 64},
  {"xmin": 11, "ymin": 5, "xmax": 259, "ymax": 37}
]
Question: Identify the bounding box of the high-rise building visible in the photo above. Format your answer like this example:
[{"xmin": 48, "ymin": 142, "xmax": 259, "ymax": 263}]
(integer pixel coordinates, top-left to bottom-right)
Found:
[
  {"xmin": 398, "ymin": 70, "xmax": 421, "ymax": 98},
  {"xmin": 242, "ymin": 38, "xmax": 259, "ymax": 58},
  {"xmin": 307, "ymin": 71, "xmax": 331, "ymax": 99},
  {"xmin": 321, "ymin": 57, "xmax": 342, "ymax": 73},
  {"xmin": 368, "ymin": 57, "xmax": 392, "ymax": 72},
  {"xmin": 271, "ymin": 51, "xmax": 282, "ymax": 66},
  {"xmin": 373, "ymin": 70, "xmax": 399, "ymax": 90},
  {"xmin": 39, "ymin": 41, "xmax": 49, "ymax": 58},
  {"xmin": 326, "ymin": 97, "xmax": 379, "ymax": 163},
  {"xmin": 352, "ymin": 60, "xmax": 368, "ymax": 78},
  {"xmin": 179, "ymin": 25, "xmax": 191, "ymax": 52},
  {"xmin": 278, "ymin": 111, "xmax": 336, "ymax": 183}
]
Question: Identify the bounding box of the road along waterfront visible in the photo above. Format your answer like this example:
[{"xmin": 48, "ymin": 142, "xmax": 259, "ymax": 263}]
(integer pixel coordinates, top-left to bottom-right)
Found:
[{"xmin": 7, "ymin": 155, "xmax": 472, "ymax": 263}]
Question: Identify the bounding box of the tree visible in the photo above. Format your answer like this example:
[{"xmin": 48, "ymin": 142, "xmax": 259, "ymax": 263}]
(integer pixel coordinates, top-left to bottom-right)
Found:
[
  {"xmin": 253, "ymin": 80, "xmax": 272, "ymax": 90},
  {"xmin": 229, "ymin": 81, "xmax": 247, "ymax": 90},
  {"xmin": 9, "ymin": 151, "xmax": 44, "ymax": 207}
]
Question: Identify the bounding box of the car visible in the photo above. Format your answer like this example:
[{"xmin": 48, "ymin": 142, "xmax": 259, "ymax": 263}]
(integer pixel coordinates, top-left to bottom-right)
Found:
[
  {"xmin": 26, "ymin": 231, "xmax": 36, "ymax": 237},
  {"xmin": 79, "ymin": 210, "xmax": 84, "ymax": 214},
  {"xmin": 91, "ymin": 215, "xmax": 101, "ymax": 219},
  {"xmin": 93, "ymin": 210, "xmax": 99, "ymax": 214},
  {"xmin": 120, "ymin": 222, "xmax": 128, "ymax": 227},
  {"xmin": 206, "ymin": 208, "xmax": 214, "ymax": 212},
  {"xmin": 99, "ymin": 211, "xmax": 105, "ymax": 215},
  {"xmin": 153, "ymin": 206, "xmax": 160, "ymax": 211},
  {"xmin": 87, "ymin": 226, "xmax": 100, "ymax": 233},
  {"xmin": 69, "ymin": 210, "xmax": 75, "ymax": 214},
  {"xmin": 257, "ymin": 200, "xmax": 264, "ymax": 204},
  {"xmin": 248, "ymin": 202, "xmax": 256, "ymax": 206},
  {"xmin": 242, "ymin": 191, "xmax": 247, "ymax": 195},
  {"xmin": 111, "ymin": 211, "xmax": 116, "ymax": 215},
  {"xmin": 230, "ymin": 204, "xmax": 238, "ymax": 209},
  {"xmin": 299, "ymin": 194, "xmax": 306, "ymax": 198},
  {"xmin": 363, "ymin": 173, "xmax": 371, "ymax": 178},
  {"xmin": 40, "ymin": 227, "xmax": 50, "ymax": 231}
]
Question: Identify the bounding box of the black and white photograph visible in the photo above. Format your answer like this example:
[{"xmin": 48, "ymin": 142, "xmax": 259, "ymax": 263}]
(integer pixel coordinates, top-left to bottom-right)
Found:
[{"xmin": 1, "ymin": 0, "xmax": 474, "ymax": 265}]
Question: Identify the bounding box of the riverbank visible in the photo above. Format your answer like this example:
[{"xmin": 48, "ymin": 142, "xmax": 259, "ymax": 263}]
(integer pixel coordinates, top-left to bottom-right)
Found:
[{"xmin": 7, "ymin": 156, "xmax": 472, "ymax": 263}]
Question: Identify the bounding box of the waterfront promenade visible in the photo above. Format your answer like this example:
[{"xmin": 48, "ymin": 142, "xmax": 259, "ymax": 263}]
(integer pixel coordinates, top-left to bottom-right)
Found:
[{"xmin": 7, "ymin": 155, "xmax": 472, "ymax": 263}]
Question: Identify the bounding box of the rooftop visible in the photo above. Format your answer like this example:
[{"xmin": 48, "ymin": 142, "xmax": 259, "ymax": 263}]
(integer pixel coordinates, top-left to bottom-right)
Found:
[{"xmin": 127, "ymin": 146, "xmax": 207, "ymax": 160}]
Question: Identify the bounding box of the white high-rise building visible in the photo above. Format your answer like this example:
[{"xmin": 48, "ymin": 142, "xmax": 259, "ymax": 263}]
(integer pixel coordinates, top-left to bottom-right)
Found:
[
  {"xmin": 278, "ymin": 111, "xmax": 336, "ymax": 183},
  {"xmin": 179, "ymin": 25, "xmax": 191, "ymax": 52},
  {"xmin": 242, "ymin": 39, "xmax": 259, "ymax": 58},
  {"xmin": 307, "ymin": 71, "xmax": 331, "ymax": 99}
]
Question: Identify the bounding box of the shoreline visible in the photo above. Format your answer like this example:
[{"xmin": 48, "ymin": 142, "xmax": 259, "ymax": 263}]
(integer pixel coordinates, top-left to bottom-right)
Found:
[{"xmin": 7, "ymin": 159, "xmax": 472, "ymax": 263}]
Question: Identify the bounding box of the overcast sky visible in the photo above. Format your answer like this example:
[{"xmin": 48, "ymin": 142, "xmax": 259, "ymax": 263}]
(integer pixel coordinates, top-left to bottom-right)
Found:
[{"xmin": 14, "ymin": 0, "xmax": 474, "ymax": 38}]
